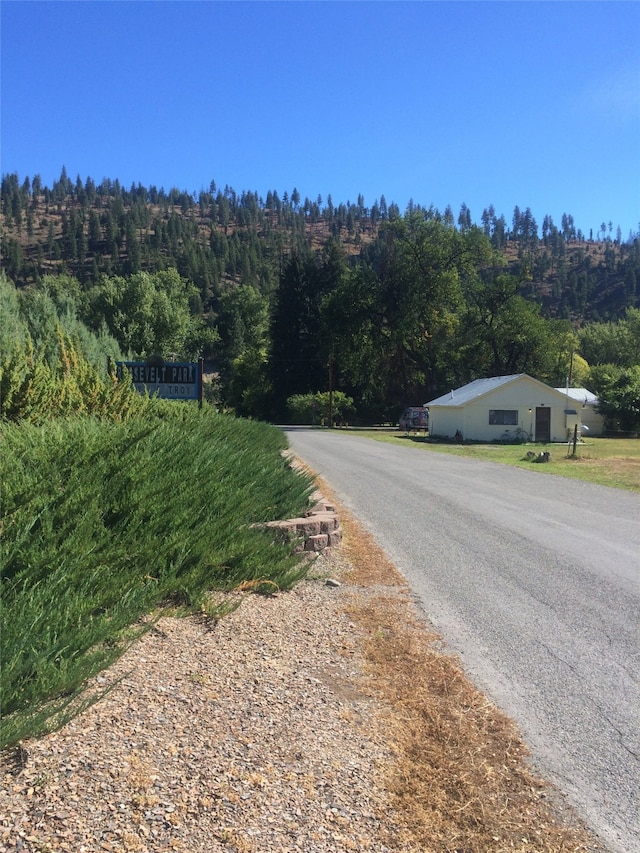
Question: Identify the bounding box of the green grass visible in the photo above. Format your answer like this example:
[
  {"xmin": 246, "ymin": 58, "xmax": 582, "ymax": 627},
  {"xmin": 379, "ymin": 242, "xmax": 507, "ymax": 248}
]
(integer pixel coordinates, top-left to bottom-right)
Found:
[
  {"xmin": 347, "ymin": 430, "xmax": 640, "ymax": 492},
  {"xmin": 0, "ymin": 407, "xmax": 315, "ymax": 749}
]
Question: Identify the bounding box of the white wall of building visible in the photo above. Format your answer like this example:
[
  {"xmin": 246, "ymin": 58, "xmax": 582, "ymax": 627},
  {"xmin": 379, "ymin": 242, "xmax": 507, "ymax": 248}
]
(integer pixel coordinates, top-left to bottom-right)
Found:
[{"xmin": 429, "ymin": 376, "xmax": 581, "ymax": 442}]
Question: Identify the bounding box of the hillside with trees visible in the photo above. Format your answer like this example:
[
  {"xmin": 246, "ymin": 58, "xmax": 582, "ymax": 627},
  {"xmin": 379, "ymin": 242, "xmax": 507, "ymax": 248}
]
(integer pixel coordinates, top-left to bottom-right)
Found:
[{"xmin": 2, "ymin": 168, "xmax": 639, "ymax": 428}]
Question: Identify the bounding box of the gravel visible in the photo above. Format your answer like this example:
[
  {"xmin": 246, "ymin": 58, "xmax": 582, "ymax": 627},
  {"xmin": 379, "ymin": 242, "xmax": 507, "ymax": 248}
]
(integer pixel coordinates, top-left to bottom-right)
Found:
[{"xmin": 1, "ymin": 555, "xmax": 419, "ymax": 853}]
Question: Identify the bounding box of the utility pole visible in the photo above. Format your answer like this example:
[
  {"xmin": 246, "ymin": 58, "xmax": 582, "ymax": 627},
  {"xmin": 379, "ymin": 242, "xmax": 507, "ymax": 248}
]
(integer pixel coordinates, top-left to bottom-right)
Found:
[
  {"xmin": 568, "ymin": 351, "xmax": 574, "ymax": 386},
  {"xmin": 328, "ymin": 354, "xmax": 334, "ymax": 428}
]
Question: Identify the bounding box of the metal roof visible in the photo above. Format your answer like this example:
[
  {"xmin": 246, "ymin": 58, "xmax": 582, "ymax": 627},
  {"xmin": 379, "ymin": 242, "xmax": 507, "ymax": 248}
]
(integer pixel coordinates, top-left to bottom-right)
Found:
[
  {"xmin": 425, "ymin": 375, "xmax": 525, "ymax": 407},
  {"xmin": 554, "ymin": 387, "xmax": 599, "ymax": 406}
]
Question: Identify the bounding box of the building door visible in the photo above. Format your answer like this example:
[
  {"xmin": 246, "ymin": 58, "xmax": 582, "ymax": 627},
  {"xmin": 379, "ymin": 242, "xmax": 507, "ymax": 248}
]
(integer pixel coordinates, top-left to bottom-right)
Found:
[{"xmin": 535, "ymin": 407, "xmax": 551, "ymax": 442}]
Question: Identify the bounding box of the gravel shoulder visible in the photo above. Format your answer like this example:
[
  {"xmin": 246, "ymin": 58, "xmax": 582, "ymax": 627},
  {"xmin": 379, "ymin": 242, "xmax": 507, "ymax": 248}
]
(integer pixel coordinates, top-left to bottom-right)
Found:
[
  {"xmin": 1, "ymin": 552, "xmax": 419, "ymax": 853},
  {"xmin": 1, "ymin": 495, "xmax": 604, "ymax": 853}
]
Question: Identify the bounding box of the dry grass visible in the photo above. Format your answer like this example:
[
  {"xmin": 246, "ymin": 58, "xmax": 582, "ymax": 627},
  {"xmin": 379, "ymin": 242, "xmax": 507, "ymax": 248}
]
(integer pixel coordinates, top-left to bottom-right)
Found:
[
  {"xmin": 315, "ymin": 475, "xmax": 604, "ymax": 852},
  {"xmin": 559, "ymin": 453, "xmax": 640, "ymax": 491}
]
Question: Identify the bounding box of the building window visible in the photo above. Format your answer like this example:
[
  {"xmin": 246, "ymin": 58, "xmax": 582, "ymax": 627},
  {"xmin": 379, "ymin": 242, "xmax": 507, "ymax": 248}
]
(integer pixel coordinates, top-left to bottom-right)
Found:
[{"xmin": 489, "ymin": 409, "xmax": 518, "ymax": 425}]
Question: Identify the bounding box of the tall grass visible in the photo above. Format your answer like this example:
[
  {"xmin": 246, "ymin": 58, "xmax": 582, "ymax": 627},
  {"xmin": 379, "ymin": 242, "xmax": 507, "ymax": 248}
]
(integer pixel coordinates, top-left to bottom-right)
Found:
[{"xmin": 0, "ymin": 407, "xmax": 314, "ymax": 749}]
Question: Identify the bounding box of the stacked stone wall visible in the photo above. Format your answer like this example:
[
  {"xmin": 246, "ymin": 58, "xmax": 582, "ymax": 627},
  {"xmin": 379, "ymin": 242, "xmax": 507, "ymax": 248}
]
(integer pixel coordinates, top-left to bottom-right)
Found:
[{"xmin": 265, "ymin": 498, "xmax": 342, "ymax": 557}]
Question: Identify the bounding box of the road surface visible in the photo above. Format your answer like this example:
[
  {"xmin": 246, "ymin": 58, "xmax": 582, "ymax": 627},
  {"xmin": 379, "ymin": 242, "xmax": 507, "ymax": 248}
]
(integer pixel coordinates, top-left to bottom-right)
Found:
[{"xmin": 284, "ymin": 429, "xmax": 640, "ymax": 853}]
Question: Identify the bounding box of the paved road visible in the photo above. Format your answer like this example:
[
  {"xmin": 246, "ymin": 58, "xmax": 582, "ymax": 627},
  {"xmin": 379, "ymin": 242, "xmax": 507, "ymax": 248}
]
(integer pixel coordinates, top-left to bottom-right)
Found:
[{"xmin": 284, "ymin": 429, "xmax": 640, "ymax": 853}]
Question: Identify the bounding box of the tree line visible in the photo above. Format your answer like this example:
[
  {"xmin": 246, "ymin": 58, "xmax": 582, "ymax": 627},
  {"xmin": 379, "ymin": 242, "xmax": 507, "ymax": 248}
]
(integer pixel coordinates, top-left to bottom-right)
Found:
[
  {"xmin": 2, "ymin": 168, "xmax": 639, "ymax": 322},
  {"xmin": 1, "ymin": 169, "xmax": 639, "ymax": 430},
  {"xmin": 2, "ymin": 228, "xmax": 639, "ymax": 431}
]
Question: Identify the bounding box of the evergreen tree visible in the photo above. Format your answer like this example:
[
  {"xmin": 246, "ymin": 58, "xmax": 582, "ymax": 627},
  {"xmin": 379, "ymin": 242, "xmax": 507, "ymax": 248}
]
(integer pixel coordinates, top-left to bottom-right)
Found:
[
  {"xmin": 269, "ymin": 251, "xmax": 330, "ymax": 419},
  {"xmin": 458, "ymin": 203, "xmax": 471, "ymax": 231}
]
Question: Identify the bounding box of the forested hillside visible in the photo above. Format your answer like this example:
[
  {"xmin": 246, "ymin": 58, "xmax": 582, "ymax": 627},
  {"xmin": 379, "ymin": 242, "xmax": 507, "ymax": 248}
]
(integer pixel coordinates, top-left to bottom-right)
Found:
[
  {"xmin": 3, "ymin": 169, "xmax": 639, "ymax": 320},
  {"xmin": 2, "ymin": 169, "xmax": 639, "ymax": 426}
]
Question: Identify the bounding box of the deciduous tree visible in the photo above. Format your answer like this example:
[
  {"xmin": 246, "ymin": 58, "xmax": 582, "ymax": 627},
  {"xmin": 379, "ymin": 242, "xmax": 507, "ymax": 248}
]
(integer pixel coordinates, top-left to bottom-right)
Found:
[{"xmin": 589, "ymin": 364, "xmax": 640, "ymax": 432}]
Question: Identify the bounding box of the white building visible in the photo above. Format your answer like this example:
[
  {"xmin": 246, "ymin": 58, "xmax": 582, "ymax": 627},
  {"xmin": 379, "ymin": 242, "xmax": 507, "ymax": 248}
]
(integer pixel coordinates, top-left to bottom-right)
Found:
[
  {"xmin": 554, "ymin": 387, "xmax": 605, "ymax": 436},
  {"xmin": 426, "ymin": 374, "xmax": 583, "ymax": 443}
]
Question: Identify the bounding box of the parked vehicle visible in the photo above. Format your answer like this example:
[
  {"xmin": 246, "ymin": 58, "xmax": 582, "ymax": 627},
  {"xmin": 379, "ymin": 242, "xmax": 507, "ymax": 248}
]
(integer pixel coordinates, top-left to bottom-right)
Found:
[{"xmin": 399, "ymin": 406, "xmax": 429, "ymax": 431}]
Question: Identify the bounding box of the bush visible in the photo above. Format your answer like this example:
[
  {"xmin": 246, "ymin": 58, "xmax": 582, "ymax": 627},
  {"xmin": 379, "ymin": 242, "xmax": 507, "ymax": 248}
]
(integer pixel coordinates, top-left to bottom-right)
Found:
[
  {"xmin": 0, "ymin": 407, "xmax": 314, "ymax": 748},
  {"xmin": 287, "ymin": 390, "xmax": 356, "ymax": 425},
  {"xmin": 0, "ymin": 328, "xmax": 155, "ymax": 422},
  {"xmin": 1, "ymin": 272, "xmax": 144, "ymax": 423}
]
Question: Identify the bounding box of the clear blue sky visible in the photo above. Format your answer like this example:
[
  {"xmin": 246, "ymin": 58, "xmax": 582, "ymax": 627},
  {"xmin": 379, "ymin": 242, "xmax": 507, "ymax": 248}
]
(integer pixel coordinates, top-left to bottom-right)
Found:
[{"xmin": 2, "ymin": 1, "xmax": 639, "ymax": 239}]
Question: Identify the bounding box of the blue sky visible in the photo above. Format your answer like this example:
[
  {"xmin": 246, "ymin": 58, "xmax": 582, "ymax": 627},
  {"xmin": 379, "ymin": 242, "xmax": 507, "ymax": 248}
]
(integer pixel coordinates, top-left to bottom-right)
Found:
[{"xmin": 2, "ymin": 1, "xmax": 639, "ymax": 239}]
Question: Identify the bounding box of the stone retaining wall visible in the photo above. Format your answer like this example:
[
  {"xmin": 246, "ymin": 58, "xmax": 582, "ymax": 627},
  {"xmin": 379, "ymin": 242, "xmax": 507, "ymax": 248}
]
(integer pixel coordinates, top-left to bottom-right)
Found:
[{"xmin": 265, "ymin": 498, "xmax": 342, "ymax": 557}]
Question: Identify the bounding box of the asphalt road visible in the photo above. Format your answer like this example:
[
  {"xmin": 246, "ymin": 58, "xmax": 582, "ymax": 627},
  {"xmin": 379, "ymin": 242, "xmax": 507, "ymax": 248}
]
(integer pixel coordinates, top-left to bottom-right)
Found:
[{"xmin": 284, "ymin": 429, "xmax": 640, "ymax": 853}]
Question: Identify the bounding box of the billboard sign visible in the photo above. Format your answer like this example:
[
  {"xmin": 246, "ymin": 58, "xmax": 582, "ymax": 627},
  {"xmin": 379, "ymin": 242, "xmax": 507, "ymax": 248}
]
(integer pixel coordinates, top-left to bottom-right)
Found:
[{"xmin": 116, "ymin": 359, "xmax": 202, "ymax": 402}]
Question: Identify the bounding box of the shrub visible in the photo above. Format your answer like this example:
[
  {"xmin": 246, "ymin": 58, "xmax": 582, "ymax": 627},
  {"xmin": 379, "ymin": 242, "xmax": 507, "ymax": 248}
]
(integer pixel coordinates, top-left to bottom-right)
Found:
[
  {"xmin": 287, "ymin": 390, "xmax": 356, "ymax": 425},
  {"xmin": 0, "ymin": 407, "xmax": 314, "ymax": 748}
]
